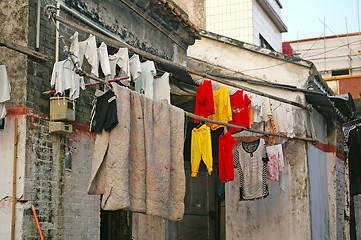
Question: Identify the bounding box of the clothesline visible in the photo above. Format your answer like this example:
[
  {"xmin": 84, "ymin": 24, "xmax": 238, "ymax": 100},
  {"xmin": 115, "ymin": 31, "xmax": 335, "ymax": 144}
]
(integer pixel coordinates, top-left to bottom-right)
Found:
[
  {"xmin": 184, "ymin": 111, "xmax": 315, "ymax": 142},
  {"xmin": 42, "ymin": 76, "xmax": 129, "ymax": 95},
  {"xmin": 45, "ymin": 10, "xmax": 312, "ymax": 112}
]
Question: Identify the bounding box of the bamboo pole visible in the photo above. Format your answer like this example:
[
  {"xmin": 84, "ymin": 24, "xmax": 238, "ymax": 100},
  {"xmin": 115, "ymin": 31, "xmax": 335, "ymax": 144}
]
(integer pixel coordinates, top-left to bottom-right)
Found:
[
  {"xmin": 31, "ymin": 205, "xmax": 44, "ymax": 240},
  {"xmin": 42, "ymin": 76, "xmax": 130, "ymax": 95},
  {"xmin": 46, "ymin": 12, "xmax": 311, "ymax": 111},
  {"xmin": 184, "ymin": 111, "xmax": 315, "ymax": 142},
  {"xmin": 11, "ymin": 118, "xmax": 18, "ymax": 240}
]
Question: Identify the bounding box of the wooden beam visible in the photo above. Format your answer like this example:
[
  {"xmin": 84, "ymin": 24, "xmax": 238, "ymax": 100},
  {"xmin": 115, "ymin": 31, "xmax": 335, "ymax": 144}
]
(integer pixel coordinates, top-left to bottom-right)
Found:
[{"xmin": 0, "ymin": 37, "xmax": 50, "ymax": 62}]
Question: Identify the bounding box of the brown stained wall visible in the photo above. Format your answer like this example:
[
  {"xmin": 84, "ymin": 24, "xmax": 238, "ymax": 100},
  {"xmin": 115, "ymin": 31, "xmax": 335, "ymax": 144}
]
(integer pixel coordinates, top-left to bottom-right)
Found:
[{"xmin": 0, "ymin": 0, "xmax": 29, "ymax": 106}]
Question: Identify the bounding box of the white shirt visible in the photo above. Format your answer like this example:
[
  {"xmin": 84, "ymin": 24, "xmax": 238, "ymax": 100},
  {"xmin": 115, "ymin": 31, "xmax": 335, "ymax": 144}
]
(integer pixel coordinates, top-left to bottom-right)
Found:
[
  {"xmin": 78, "ymin": 35, "xmax": 99, "ymax": 77},
  {"xmin": 98, "ymin": 42, "xmax": 111, "ymax": 77},
  {"xmin": 50, "ymin": 59, "xmax": 85, "ymax": 99},
  {"xmin": 271, "ymin": 100, "xmax": 295, "ymax": 138},
  {"xmin": 129, "ymin": 54, "xmax": 142, "ymax": 82},
  {"xmin": 153, "ymin": 72, "xmax": 170, "ymax": 103},
  {"xmin": 0, "ymin": 65, "xmax": 10, "ymax": 103},
  {"xmin": 135, "ymin": 61, "xmax": 156, "ymax": 99},
  {"xmin": 109, "ymin": 48, "xmax": 130, "ymax": 86}
]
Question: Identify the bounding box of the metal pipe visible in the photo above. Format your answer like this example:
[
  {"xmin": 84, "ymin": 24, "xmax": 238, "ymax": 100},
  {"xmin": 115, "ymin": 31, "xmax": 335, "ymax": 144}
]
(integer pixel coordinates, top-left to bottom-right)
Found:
[
  {"xmin": 36, "ymin": 0, "xmax": 41, "ymax": 51},
  {"xmin": 47, "ymin": 13, "xmax": 311, "ymax": 111},
  {"xmin": 55, "ymin": 2, "xmax": 60, "ymax": 62},
  {"xmin": 11, "ymin": 118, "xmax": 18, "ymax": 240}
]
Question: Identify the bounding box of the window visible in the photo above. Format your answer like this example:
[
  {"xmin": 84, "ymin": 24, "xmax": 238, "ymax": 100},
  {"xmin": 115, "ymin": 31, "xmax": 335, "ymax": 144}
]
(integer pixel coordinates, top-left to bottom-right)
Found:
[
  {"xmin": 331, "ymin": 69, "xmax": 349, "ymax": 77},
  {"xmin": 259, "ymin": 34, "xmax": 274, "ymax": 50}
]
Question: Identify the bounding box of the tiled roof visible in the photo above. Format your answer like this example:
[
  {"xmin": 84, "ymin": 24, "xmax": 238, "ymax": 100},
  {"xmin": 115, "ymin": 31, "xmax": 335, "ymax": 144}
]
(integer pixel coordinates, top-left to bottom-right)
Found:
[{"xmin": 150, "ymin": 0, "xmax": 201, "ymax": 39}]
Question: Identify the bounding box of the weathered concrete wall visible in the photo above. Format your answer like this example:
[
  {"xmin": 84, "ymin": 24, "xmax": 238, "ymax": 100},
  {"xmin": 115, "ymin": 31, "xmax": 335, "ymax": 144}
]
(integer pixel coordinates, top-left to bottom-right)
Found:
[
  {"xmin": 188, "ymin": 33, "xmax": 311, "ymax": 98},
  {"xmin": 173, "ymin": 0, "xmax": 206, "ymax": 29},
  {"xmin": 63, "ymin": 0, "xmax": 188, "ymax": 64},
  {"xmin": 0, "ymin": 0, "xmax": 193, "ymax": 238},
  {"xmin": 226, "ymin": 140, "xmax": 311, "ymax": 240},
  {"xmin": 0, "ymin": 0, "xmax": 28, "ymax": 106}
]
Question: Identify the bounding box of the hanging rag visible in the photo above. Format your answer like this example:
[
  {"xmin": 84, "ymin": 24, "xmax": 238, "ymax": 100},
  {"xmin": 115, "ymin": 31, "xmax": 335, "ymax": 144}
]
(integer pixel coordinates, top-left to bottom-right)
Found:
[{"xmin": 88, "ymin": 83, "xmax": 185, "ymax": 220}]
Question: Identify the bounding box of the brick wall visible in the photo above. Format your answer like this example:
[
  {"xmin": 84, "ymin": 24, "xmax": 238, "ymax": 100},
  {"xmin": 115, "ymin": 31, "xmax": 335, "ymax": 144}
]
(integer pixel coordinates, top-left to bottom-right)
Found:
[
  {"xmin": 336, "ymin": 123, "xmax": 348, "ymax": 239},
  {"xmin": 338, "ymin": 76, "xmax": 361, "ymax": 100}
]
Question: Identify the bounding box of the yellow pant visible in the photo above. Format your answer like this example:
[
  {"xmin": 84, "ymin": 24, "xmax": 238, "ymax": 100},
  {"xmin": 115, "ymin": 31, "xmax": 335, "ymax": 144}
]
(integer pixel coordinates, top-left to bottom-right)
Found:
[{"xmin": 191, "ymin": 125, "xmax": 213, "ymax": 177}]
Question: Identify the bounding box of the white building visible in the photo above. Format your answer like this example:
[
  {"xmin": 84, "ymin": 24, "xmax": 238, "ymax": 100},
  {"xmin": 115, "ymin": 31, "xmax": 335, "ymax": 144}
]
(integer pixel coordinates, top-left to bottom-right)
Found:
[{"xmin": 205, "ymin": 0, "xmax": 287, "ymax": 52}]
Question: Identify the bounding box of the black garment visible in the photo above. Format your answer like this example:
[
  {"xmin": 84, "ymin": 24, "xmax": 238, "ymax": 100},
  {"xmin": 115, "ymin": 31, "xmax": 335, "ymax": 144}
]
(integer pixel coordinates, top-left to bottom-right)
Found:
[
  {"xmin": 347, "ymin": 126, "xmax": 361, "ymax": 196},
  {"xmin": 0, "ymin": 117, "xmax": 4, "ymax": 130},
  {"xmin": 90, "ymin": 90, "xmax": 118, "ymax": 133}
]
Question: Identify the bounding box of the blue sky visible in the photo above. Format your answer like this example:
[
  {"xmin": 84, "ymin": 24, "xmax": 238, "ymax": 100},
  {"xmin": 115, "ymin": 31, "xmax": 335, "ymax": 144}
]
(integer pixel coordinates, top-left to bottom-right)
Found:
[{"xmin": 282, "ymin": 0, "xmax": 361, "ymax": 41}]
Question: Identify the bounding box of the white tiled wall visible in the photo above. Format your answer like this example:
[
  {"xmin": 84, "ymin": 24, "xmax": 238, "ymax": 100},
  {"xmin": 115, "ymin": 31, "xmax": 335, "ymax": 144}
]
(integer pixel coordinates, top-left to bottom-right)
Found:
[
  {"xmin": 206, "ymin": 0, "xmax": 254, "ymax": 44},
  {"xmin": 206, "ymin": 0, "xmax": 283, "ymax": 51}
]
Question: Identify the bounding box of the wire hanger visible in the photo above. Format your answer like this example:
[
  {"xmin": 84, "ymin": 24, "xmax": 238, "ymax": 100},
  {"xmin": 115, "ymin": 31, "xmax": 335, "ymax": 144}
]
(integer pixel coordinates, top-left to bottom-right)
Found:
[
  {"xmin": 0, "ymin": 58, "xmax": 7, "ymax": 66},
  {"xmin": 196, "ymin": 120, "xmax": 204, "ymax": 129}
]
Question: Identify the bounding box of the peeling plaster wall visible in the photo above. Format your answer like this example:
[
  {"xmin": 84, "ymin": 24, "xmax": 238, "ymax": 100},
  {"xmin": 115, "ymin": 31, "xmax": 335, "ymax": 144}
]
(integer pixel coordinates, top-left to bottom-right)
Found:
[
  {"xmin": 173, "ymin": 0, "xmax": 206, "ymax": 29},
  {"xmin": 0, "ymin": 0, "xmax": 28, "ymax": 106},
  {"xmin": 0, "ymin": 116, "xmax": 27, "ymax": 240}
]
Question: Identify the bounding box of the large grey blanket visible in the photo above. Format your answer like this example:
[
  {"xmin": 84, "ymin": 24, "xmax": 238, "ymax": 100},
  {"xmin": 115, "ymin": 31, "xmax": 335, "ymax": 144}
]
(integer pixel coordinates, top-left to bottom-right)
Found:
[{"xmin": 88, "ymin": 82, "xmax": 185, "ymax": 221}]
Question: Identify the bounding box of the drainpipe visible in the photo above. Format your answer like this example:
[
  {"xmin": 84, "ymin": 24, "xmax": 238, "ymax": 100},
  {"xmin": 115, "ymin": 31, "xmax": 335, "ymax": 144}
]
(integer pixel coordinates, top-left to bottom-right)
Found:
[
  {"xmin": 55, "ymin": 2, "xmax": 60, "ymax": 62},
  {"xmin": 11, "ymin": 118, "xmax": 18, "ymax": 240},
  {"xmin": 36, "ymin": 0, "xmax": 41, "ymax": 51}
]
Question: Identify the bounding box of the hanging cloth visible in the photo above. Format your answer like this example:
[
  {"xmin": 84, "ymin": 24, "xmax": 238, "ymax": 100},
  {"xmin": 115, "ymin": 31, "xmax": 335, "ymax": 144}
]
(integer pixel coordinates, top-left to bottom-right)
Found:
[
  {"xmin": 206, "ymin": 86, "xmax": 232, "ymax": 130},
  {"xmin": 233, "ymin": 138, "xmax": 269, "ymax": 200},
  {"xmin": 194, "ymin": 80, "xmax": 215, "ymax": 123}
]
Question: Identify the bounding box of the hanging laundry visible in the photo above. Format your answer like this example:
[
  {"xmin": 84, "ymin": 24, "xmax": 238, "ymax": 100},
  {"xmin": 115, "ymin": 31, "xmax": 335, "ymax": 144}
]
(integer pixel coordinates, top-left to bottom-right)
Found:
[
  {"xmin": 88, "ymin": 83, "xmax": 185, "ymax": 221},
  {"xmin": 271, "ymin": 100, "xmax": 295, "ymax": 138},
  {"xmin": 266, "ymin": 144, "xmax": 284, "ymax": 181},
  {"xmin": 219, "ymin": 131, "xmax": 235, "ymax": 183},
  {"xmin": 78, "ymin": 34, "xmax": 99, "ymax": 77},
  {"xmin": 89, "ymin": 89, "xmax": 118, "ymax": 133},
  {"xmin": 0, "ymin": 65, "xmax": 10, "ymax": 122},
  {"xmin": 248, "ymin": 95, "xmax": 254, "ymax": 126},
  {"xmin": 233, "ymin": 138, "xmax": 269, "ymax": 200},
  {"xmin": 129, "ymin": 54, "xmax": 142, "ymax": 82},
  {"xmin": 98, "ymin": 42, "xmax": 112, "ymax": 78},
  {"xmin": 251, "ymin": 94, "xmax": 263, "ymax": 123},
  {"xmin": 206, "ymin": 85, "xmax": 232, "ymax": 130},
  {"xmin": 153, "ymin": 72, "xmax": 171, "ymax": 103},
  {"xmin": 135, "ymin": 60, "xmax": 156, "ymax": 99},
  {"xmin": 343, "ymin": 124, "xmax": 356, "ymax": 142},
  {"xmin": 347, "ymin": 125, "xmax": 361, "ymax": 196},
  {"xmin": 109, "ymin": 48, "xmax": 131, "ymax": 86},
  {"xmin": 191, "ymin": 124, "xmax": 213, "ymax": 177},
  {"xmin": 194, "ymin": 80, "xmax": 214, "ymax": 123},
  {"xmin": 0, "ymin": 117, "xmax": 4, "ymax": 130},
  {"xmin": 50, "ymin": 59, "xmax": 85, "ymax": 99},
  {"xmin": 228, "ymin": 90, "xmax": 251, "ymax": 134}
]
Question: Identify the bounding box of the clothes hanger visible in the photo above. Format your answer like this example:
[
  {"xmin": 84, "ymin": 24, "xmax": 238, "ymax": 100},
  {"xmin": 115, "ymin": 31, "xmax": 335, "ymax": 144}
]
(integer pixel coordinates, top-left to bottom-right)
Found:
[
  {"xmin": 195, "ymin": 120, "xmax": 204, "ymax": 129},
  {"xmin": 96, "ymin": 33, "xmax": 102, "ymax": 48},
  {"xmin": 0, "ymin": 58, "xmax": 7, "ymax": 66}
]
